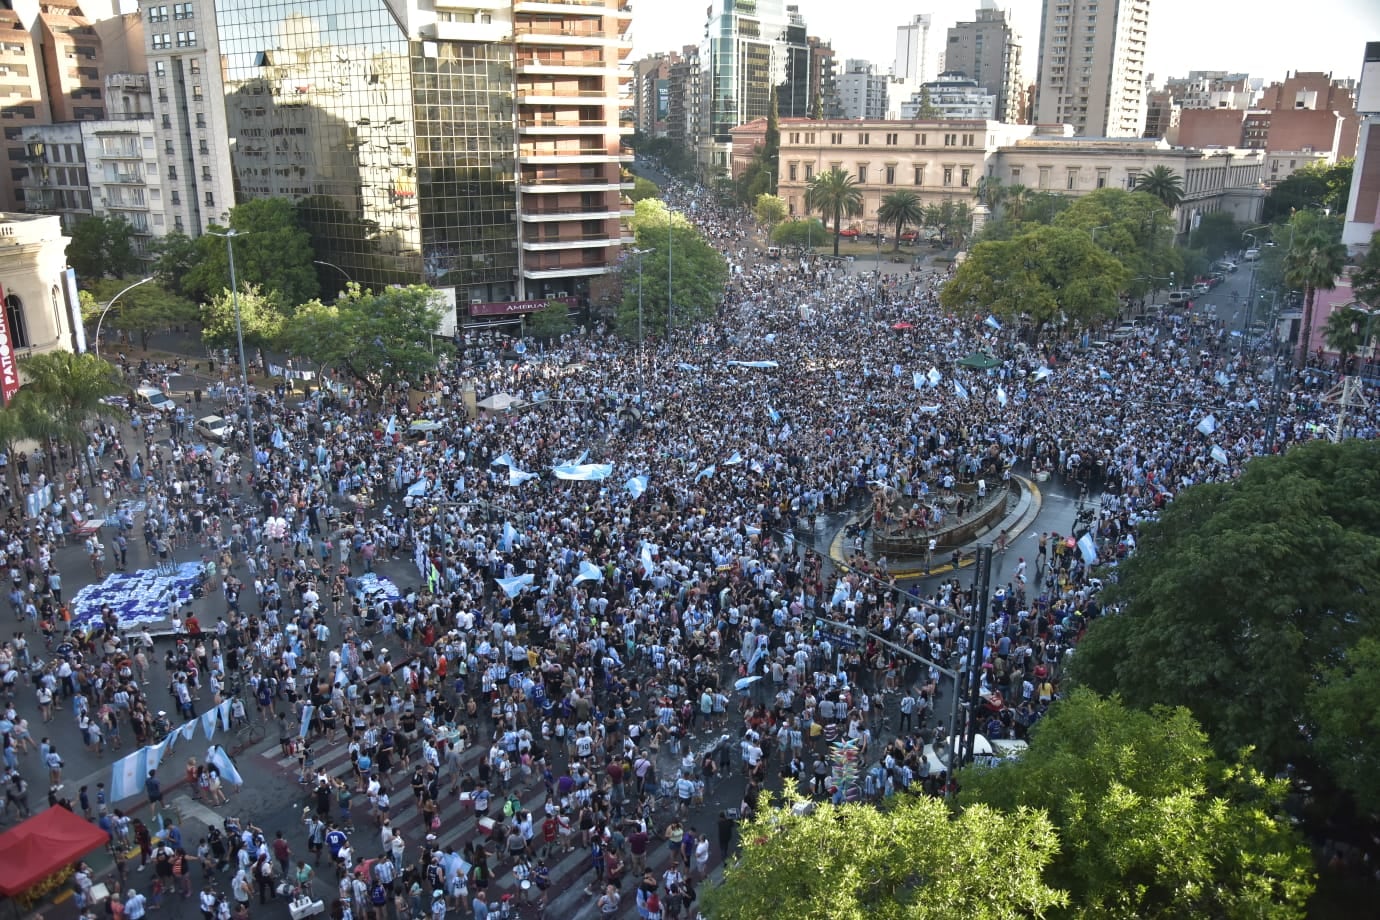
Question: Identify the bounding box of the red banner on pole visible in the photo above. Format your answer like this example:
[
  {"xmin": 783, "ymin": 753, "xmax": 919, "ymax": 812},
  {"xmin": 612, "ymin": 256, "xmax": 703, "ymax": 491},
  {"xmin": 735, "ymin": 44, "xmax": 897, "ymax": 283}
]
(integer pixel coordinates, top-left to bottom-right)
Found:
[{"xmin": 0, "ymin": 284, "xmax": 19, "ymax": 406}]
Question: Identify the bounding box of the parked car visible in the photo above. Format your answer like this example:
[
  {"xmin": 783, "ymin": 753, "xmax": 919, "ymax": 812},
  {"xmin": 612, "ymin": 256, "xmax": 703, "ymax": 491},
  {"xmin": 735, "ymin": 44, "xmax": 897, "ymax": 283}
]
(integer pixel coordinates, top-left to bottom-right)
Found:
[
  {"xmin": 1168, "ymin": 290, "xmax": 1193, "ymax": 305},
  {"xmin": 838, "ymin": 228, "xmax": 859, "ymax": 238},
  {"xmin": 194, "ymin": 415, "xmax": 232, "ymax": 443},
  {"xmin": 900, "ymin": 230, "xmax": 919, "ymax": 242},
  {"xmin": 1109, "ymin": 324, "xmax": 1138, "ymax": 341},
  {"xmin": 1192, "ymin": 282, "xmax": 1211, "ymax": 295},
  {"xmin": 1243, "ymin": 248, "xmax": 1260, "ymax": 262}
]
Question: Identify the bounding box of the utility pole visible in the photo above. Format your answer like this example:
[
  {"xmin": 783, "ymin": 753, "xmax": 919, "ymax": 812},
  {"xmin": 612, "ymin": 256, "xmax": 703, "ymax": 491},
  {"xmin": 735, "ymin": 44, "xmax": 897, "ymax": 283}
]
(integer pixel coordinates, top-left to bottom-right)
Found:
[{"xmin": 962, "ymin": 544, "xmax": 993, "ymax": 765}]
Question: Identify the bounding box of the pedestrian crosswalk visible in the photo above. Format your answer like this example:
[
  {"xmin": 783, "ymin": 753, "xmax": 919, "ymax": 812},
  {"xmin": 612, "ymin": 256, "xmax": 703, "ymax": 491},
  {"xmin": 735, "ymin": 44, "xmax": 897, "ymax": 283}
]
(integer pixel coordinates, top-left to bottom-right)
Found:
[{"xmin": 250, "ymin": 729, "xmax": 728, "ymax": 919}]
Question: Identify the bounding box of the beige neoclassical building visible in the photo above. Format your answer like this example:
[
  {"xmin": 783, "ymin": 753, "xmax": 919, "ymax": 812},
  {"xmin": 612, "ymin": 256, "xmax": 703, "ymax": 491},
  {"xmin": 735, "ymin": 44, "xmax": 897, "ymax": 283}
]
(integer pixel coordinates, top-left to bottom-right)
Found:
[
  {"xmin": 0, "ymin": 213, "xmax": 79, "ymax": 363},
  {"xmin": 741, "ymin": 118, "xmax": 1266, "ymax": 237}
]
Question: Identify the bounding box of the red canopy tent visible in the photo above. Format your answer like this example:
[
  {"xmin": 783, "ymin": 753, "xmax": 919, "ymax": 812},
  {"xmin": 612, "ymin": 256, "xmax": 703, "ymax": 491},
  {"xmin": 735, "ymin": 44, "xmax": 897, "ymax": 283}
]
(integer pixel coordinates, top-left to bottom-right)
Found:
[{"xmin": 0, "ymin": 806, "xmax": 109, "ymax": 897}]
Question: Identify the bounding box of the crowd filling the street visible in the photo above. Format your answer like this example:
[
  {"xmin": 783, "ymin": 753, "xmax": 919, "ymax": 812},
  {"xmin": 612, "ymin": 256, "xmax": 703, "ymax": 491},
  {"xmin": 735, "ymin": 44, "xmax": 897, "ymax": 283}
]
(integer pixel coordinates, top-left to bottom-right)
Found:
[{"xmin": 1, "ymin": 164, "xmax": 1376, "ymax": 920}]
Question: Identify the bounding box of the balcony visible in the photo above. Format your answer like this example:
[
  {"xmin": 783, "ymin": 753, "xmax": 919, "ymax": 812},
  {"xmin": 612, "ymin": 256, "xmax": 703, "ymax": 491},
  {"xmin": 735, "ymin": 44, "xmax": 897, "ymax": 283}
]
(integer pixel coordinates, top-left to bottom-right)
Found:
[
  {"xmin": 519, "ymin": 177, "xmax": 629, "ymax": 193},
  {"xmin": 522, "ymin": 263, "xmax": 615, "ymax": 280},
  {"xmin": 520, "ymin": 206, "xmax": 632, "ymax": 222},
  {"xmin": 517, "ymin": 58, "xmax": 620, "ymax": 76},
  {"xmin": 515, "ymin": 28, "xmax": 631, "ymax": 48},
  {"xmin": 103, "ymin": 201, "xmax": 148, "ymax": 211},
  {"xmin": 436, "ymin": 0, "xmax": 509, "ymax": 8},
  {"xmin": 522, "ymin": 234, "xmax": 616, "ymax": 251},
  {"xmin": 104, "ymin": 173, "xmax": 145, "ymax": 185},
  {"xmin": 422, "ymin": 21, "xmax": 510, "ymax": 42},
  {"xmin": 514, "ymin": 0, "xmax": 621, "ymax": 14},
  {"xmin": 517, "ymin": 89, "xmax": 608, "ymax": 104},
  {"xmin": 519, "ymin": 119, "xmax": 612, "ymax": 135}
]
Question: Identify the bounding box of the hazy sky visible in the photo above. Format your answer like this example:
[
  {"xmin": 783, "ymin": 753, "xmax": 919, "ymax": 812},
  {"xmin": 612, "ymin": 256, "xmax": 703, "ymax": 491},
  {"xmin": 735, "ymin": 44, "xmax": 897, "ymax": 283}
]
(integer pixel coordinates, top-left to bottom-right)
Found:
[{"xmin": 632, "ymin": 0, "xmax": 1380, "ymax": 87}]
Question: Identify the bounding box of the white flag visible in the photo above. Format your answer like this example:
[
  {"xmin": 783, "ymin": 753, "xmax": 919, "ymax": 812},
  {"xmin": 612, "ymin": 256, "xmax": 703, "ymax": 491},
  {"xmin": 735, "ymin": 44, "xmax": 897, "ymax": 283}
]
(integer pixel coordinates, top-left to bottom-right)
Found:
[{"xmin": 1196, "ymin": 414, "xmax": 1217, "ymax": 436}]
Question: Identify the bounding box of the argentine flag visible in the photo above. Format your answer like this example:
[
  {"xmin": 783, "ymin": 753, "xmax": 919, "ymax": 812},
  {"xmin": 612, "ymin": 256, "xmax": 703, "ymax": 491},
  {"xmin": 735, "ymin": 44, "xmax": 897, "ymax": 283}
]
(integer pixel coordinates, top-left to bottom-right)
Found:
[
  {"xmin": 496, "ymin": 574, "xmax": 535, "ymax": 597},
  {"xmin": 996, "ymin": 386, "xmax": 1008, "ymax": 407},
  {"xmin": 625, "ymin": 475, "xmax": 649, "ymax": 500},
  {"xmin": 491, "ymin": 453, "xmax": 516, "ymax": 468},
  {"xmin": 509, "ymin": 468, "xmax": 539, "ymax": 487},
  {"xmin": 574, "ymin": 560, "xmax": 604, "ymax": 584},
  {"xmin": 110, "ymin": 747, "xmax": 149, "ymax": 802},
  {"xmin": 207, "ymin": 745, "xmax": 244, "ymax": 788},
  {"xmin": 696, "ymin": 465, "xmax": 716, "ymax": 482},
  {"xmin": 985, "ymin": 315, "xmax": 1003, "ymax": 331},
  {"xmin": 1076, "ymin": 533, "xmax": 1100, "ymax": 566},
  {"xmin": 724, "ymin": 452, "xmax": 743, "ymax": 466},
  {"xmin": 1196, "ymin": 414, "xmax": 1217, "ymax": 436},
  {"xmin": 640, "ymin": 543, "xmax": 657, "ymax": 576},
  {"xmin": 501, "ymin": 522, "xmax": 519, "ymax": 552},
  {"xmin": 953, "ymin": 379, "xmax": 970, "ymax": 401}
]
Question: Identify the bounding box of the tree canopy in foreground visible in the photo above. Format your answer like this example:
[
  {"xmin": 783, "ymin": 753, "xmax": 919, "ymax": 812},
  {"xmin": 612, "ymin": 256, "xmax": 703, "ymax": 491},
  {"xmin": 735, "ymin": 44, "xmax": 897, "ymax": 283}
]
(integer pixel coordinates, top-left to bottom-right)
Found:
[{"xmin": 700, "ymin": 792, "xmax": 1066, "ymax": 920}]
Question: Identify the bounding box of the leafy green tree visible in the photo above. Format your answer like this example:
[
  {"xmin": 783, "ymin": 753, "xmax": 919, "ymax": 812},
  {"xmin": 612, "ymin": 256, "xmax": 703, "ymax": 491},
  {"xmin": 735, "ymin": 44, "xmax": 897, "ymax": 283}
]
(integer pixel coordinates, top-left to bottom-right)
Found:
[
  {"xmin": 1322, "ymin": 304, "xmax": 1374, "ymax": 372},
  {"xmin": 973, "ymin": 175, "xmax": 1004, "ymax": 210},
  {"xmin": 1308, "ymin": 637, "xmax": 1380, "ymax": 812},
  {"xmin": 1070, "ymin": 440, "xmax": 1380, "ymax": 780},
  {"xmin": 183, "ymin": 198, "xmax": 319, "ymax": 305},
  {"xmin": 85, "ymin": 277, "xmax": 198, "ymax": 351},
  {"xmin": 146, "ymin": 231, "xmax": 199, "ymax": 297},
  {"xmin": 1282, "ymin": 213, "xmax": 1347, "ymax": 367},
  {"xmin": 1349, "ymin": 229, "xmax": 1380, "ymax": 308},
  {"xmin": 1133, "ymin": 165, "xmax": 1185, "ymax": 208},
  {"xmin": 736, "ymin": 89, "xmax": 781, "ymax": 204},
  {"xmin": 525, "ymin": 301, "xmax": 574, "ymax": 340},
  {"xmin": 959, "ymin": 689, "xmax": 1314, "ymax": 920},
  {"xmin": 940, "ymin": 225, "xmax": 1130, "ymax": 330},
  {"xmin": 878, "ymin": 190, "xmax": 924, "ymax": 252},
  {"xmin": 627, "ymin": 176, "xmax": 661, "ymax": 203},
  {"xmin": 201, "ymin": 283, "xmax": 291, "ymax": 349},
  {"xmin": 752, "ymin": 193, "xmax": 787, "ymax": 232},
  {"xmin": 1263, "ymin": 159, "xmax": 1353, "ymax": 222},
  {"xmin": 66, "ymin": 215, "xmax": 142, "ymax": 283},
  {"xmin": 279, "ymin": 284, "xmax": 443, "ymax": 402},
  {"xmin": 1189, "ymin": 211, "xmax": 1241, "ymax": 260},
  {"xmin": 701, "ymin": 792, "xmax": 1066, "ymax": 920},
  {"xmin": 618, "ymin": 199, "xmax": 727, "ymax": 338},
  {"xmin": 771, "ymin": 217, "xmax": 826, "ymax": 250},
  {"xmin": 1002, "ymin": 183, "xmax": 1032, "ymax": 221},
  {"xmin": 805, "ymin": 167, "xmax": 864, "ymax": 256},
  {"xmin": 17, "ymin": 351, "xmax": 125, "ymax": 484},
  {"xmin": 1054, "ymin": 188, "xmax": 1179, "ymax": 297}
]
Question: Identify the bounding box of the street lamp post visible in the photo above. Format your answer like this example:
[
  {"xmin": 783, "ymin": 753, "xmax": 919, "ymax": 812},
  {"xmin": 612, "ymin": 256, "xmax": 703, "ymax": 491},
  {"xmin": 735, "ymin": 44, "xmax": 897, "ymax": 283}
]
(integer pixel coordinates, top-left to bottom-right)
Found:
[
  {"xmin": 208, "ymin": 229, "xmax": 256, "ymax": 461},
  {"xmin": 630, "ymin": 247, "xmax": 651, "ymax": 387},
  {"xmin": 92, "ymin": 276, "xmax": 153, "ymax": 358},
  {"xmin": 313, "ymin": 260, "xmax": 354, "ymax": 288}
]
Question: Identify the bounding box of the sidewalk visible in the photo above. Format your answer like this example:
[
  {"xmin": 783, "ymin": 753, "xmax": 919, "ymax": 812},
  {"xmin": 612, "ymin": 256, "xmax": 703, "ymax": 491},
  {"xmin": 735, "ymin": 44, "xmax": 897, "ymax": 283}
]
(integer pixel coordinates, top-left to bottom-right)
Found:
[{"xmin": 827, "ymin": 475, "xmax": 1043, "ymax": 578}]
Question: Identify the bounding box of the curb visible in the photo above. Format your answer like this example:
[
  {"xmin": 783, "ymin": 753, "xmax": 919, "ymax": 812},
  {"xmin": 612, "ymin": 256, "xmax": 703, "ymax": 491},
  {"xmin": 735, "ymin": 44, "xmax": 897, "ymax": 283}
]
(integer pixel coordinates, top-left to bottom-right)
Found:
[{"xmin": 828, "ymin": 476, "xmax": 1044, "ymax": 578}]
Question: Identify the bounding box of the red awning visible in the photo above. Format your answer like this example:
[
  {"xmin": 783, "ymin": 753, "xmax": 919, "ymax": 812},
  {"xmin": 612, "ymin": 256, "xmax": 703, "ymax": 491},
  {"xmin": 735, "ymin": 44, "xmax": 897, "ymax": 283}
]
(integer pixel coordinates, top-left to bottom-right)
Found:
[{"xmin": 0, "ymin": 806, "xmax": 110, "ymax": 896}]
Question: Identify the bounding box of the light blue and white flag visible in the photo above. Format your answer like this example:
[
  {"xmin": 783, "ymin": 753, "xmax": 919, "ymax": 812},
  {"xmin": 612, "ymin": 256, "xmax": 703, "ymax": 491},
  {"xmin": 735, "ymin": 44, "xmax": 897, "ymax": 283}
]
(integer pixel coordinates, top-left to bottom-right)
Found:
[
  {"xmin": 218, "ymin": 700, "xmax": 234, "ymax": 732},
  {"xmin": 491, "ymin": 453, "xmax": 516, "ymax": 469},
  {"xmin": 996, "ymin": 386, "xmax": 1008, "ymax": 407},
  {"xmin": 913, "ymin": 371, "xmax": 925, "ymax": 390},
  {"xmin": 552, "ymin": 462, "xmax": 614, "ymax": 481},
  {"xmin": 953, "ymin": 379, "xmax": 969, "ymax": 401},
  {"xmin": 767, "ymin": 406, "xmax": 781, "ymax": 424},
  {"xmin": 1246, "ymin": 398, "xmax": 1260, "ymax": 410},
  {"xmin": 207, "ymin": 745, "xmax": 243, "ymax": 788},
  {"xmin": 179, "ymin": 718, "xmax": 197, "ymax": 742},
  {"xmin": 676, "ymin": 362, "xmax": 701, "ymax": 372},
  {"xmin": 109, "ymin": 747, "xmax": 149, "ymax": 801},
  {"xmin": 1211, "ymin": 445, "xmax": 1229, "ymax": 465},
  {"xmin": 640, "ymin": 543, "xmax": 657, "ymax": 576},
  {"xmin": 1076, "ymin": 533, "xmax": 1099, "ymax": 566},
  {"xmin": 830, "ymin": 580, "xmax": 851, "ymax": 607},
  {"xmin": 501, "ymin": 522, "xmax": 519, "ymax": 552},
  {"xmin": 201, "ymin": 708, "xmax": 219, "ymax": 741},
  {"xmin": 985, "ymin": 315, "xmax": 1003, "ymax": 331},
  {"xmin": 1215, "ymin": 371, "xmax": 1231, "ymax": 386},
  {"xmin": 725, "ymin": 360, "xmax": 780, "ymax": 369},
  {"xmin": 1098, "ymin": 369, "xmax": 1113, "ymax": 380},
  {"xmin": 1033, "ymin": 367, "xmax": 1053, "ymax": 381},
  {"xmin": 1196, "ymin": 413, "xmax": 1217, "ymax": 436},
  {"xmin": 152, "ymin": 733, "xmax": 176, "ymax": 769},
  {"xmin": 299, "ymin": 704, "xmax": 314, "ymax": 739},
  {"xmin": 695, "ymin": 465, "xmax": 716, "ymax": 482},
  {"xmin": 918, "ymin": 405, "xmax": 941, "ymax": 414},
  {"xmin": 496, "ymin": 574, "xmax": 535, "ymax": 597},
  {"xmin": 724, "ymin": 452, "xmax": 743, "ymax": 466},
  {"xmin": 750, "ymin": 459, "xmax": 765, "ymax": 475},
  {"xmin": 574, "ymin": 560, "xmax": 604, "ymax": 584},
  {"xmin": 927, "ymin": 367, "xmax": 942, "ymax": 387},
  {"xmin": 509, "ymin": 468, "xmax": 539, "ymax": 487},
  {"xmin": 407, "ymin": 478, "xmax": 430, "ymax": 498},
  {"xmin": 385, "ymin": 415, "xmax": 396, "ymax": 437},
  {"xmin": 561, "ymin": 449, "xmax": 589, "ymax": 467},
  {"xmin": 624, "ymin": 475, "xmax": 649, "ymax": 500}
]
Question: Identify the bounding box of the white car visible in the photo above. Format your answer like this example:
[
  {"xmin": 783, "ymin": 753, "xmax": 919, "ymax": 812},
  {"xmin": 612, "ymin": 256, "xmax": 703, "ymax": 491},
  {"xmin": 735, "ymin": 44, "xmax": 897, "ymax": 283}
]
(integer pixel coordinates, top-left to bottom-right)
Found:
[
  {"xmin": 135, "ymin": 386, "xmax": 176, "ymax": 413},
  {"xmin": 194, "ymin": 415, "xmax": 232, "ymax": 443},
  {"xmin": 1243, "ymin": 248, "xmax": 1260, "ymax": 262}
]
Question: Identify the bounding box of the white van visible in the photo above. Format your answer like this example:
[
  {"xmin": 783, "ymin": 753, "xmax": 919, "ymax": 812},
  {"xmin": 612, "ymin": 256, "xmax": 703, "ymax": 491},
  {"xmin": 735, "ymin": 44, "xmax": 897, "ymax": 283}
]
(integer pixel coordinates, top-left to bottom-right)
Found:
[
  {"xmin": 1167, "ymin": 290, "xmax": 1193, "ymax": 305},
  {"xmin": 1243, "ymin": 248, "xmax": 1260, "ymax": 262},
  {"xmin": 135, "ymin": 385, "xmax": 176, "ymax": 413}
]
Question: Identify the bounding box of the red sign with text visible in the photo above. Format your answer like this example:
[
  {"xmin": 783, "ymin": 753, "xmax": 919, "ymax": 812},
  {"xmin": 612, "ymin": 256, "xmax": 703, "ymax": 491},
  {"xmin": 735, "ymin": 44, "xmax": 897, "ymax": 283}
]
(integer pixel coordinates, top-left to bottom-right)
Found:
[
  {"xmin": 469, "ymin": 297, "xmax": 575, "ymax": 318},
  {"xmin": 0, "ymin": 284, "xmax": 18, "ymax": 406}
]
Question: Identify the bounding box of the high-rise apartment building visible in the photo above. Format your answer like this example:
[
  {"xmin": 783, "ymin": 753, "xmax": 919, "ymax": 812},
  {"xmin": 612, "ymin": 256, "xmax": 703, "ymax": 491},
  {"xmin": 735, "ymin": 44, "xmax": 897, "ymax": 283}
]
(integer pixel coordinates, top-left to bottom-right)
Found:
[
  {"xmin": 838, "ymin": 59, "xmax": 888, "ymax": 120},
  {"xmin": 1035, "ymin": 0, "xmax": 1151, "ymax": 137},
  {"xmin": 894, "ymin": 13, "xmax": 939, "ymax": 86},
  {"xmin": 698, "ymin": 0, "xmax": 796, "ymax": 170},
  {"xmin": 807, "ymin": 35, "xmax": 840, "ymax": 119},
  {"xmin": 135, "ymin": 0, "xmax": 632, "ymax": 312},
  {"xmin": 776, "ymin": 4, "xmax": 811, "ymax": 118},
  {"xmin": 945, "ymin": 1, "xmax": 1024, "ymax": 124},
  {"xmin": 633, "ymin": 51, "xmax": 677, "ymax": 137},
  {"xmin": 667, "ymin": 44, "xmax": 699, "ymax": 151}
]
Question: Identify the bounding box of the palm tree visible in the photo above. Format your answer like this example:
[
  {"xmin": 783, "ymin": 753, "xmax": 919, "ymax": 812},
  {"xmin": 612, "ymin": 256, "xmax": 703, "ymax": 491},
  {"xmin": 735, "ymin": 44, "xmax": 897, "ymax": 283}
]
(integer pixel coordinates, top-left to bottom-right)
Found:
[
  {"xmin": 1284, "ymin": 227, "xmax": 1348, "ymax": 368},
  {"xmin": 1133, "ymin": 166, "xmax": 1185, "ymax": 208},
  {"xmin": 805, "ymin": 168, "xmax": 864, "ymax": 256},
  {"xmin": 1002, "ymin": 184, "xmax": 1031, "ymax": 222},
  {"xmin": 949, "ymin": 201, "xmax": 974, "ymax": 249},
  {"xmin": 878, "ymin": 191, "xmax": 924, "ymax": 252},
  {"xmin": 1322, "ymin": 306, "xmax": 1375, "ymax": 374},
  {"xmin": 973, "ymin": 176, "xmax": 1004, "ymax": 211},
  {"xmin": 18, "ymin": 351, "xmax": 126, "ymax": 485}
]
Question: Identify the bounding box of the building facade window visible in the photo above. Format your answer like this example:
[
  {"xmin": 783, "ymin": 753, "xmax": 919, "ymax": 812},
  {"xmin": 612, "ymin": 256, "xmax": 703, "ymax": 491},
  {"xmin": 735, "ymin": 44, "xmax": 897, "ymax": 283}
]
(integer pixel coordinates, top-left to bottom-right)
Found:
[
  {"xmin": 788, "ymin": 163, "xmax": 797, "ymax": 181},
  {"xmin": 856, "ymin": 165, "xmax": 867, "ymax": 184},
  {"xmin": 3, "ymin": 294, "xmax": 28, "ymax": 349},
  {"xmin": 942, "ymin": 166, "xmax": 953, "ymax": 186},
  {"xmin": 913, "ymin": 165, "xmax": 924, "ymax": 185},
  {"xmin": 884, "ymin": 164, "xmax": 895, "ymax": 184}
]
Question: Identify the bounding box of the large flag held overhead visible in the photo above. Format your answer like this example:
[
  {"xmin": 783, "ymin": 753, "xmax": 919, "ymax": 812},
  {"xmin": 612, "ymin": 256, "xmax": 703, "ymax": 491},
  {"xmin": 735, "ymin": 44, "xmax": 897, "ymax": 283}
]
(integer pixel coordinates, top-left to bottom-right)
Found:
[
  {"xmin": 496, "ymin": 574, "xmax": 535, "ymax": 597},
  {"xmin": 1196, "ymin": 414, "xmax": 1217, "ymax": 436},
  {"xmin": 1211, "ymin": 445, "xmax": 1229, "ymax": 465},
  {"xmin": 640, "ymin": 543, "xmax": 657, "ymax": 576},
  {"xmin": 985, "ymin": 315, "xmax": 1003, "ymax": 331},
  {"xmin": 625, "ymin": 475, "xmax": 649, "ymax": 499},
  {"xmin": 491, "ymin": 453, "xmax": 516, "ymax": 468},
  {"xmin": 926, "ymin": 367, "xmax": 942, "ymax": 387},
  {"xmin": 695, "ymin": 465, "xmax": 716, "ymax": 482},
  {"xmin": 552, "ymin": 462, "xmax": 614, "ymax": 481},
  {"xmin": 725, "ymin": 360, "xmax": 779, "ymax": 369},
  {"xmin": 1077, "ymin": 533, "xmax": 1099, "ymax": 566},
  {"xmin": 501, "ymin": 522, "xmax": 519, "ymax": 552},
  {"xmin": 913, "ymin": 371, "xmax": 926, "ymax": 390},
  {"xmin": 723, "ymin": 452, "xmax": 743, "ymax": 466},
  {"xmin": 574, "ymin": 560, "xmax": 604, "ymax": 584},
  {"xmin": 996, "ymin": 385, "xmax": 1008, "ymax": 407},
  {"xmin": 953, "ymin": 379, "xmax": 970, "ymax": 401},
  {"xmin": 509, "ymin": 468, "xmax": 539, "ymax": 487}
]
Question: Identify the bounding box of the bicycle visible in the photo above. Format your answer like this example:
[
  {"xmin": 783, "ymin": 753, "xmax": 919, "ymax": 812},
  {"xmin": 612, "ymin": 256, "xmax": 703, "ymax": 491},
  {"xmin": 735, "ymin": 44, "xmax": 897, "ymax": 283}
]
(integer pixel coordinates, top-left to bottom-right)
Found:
[{"xmin": 236, "ymin": 718, "xmax": 266, "ymax": 745}]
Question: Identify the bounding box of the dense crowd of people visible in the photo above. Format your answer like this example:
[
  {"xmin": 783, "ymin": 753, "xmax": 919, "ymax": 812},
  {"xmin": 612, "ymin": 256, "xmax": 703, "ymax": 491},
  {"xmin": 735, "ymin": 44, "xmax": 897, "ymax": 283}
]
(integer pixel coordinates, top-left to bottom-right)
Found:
[{"xmin": 2, "ymin": 161, "xmax": 1377, "ymax": 920}]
